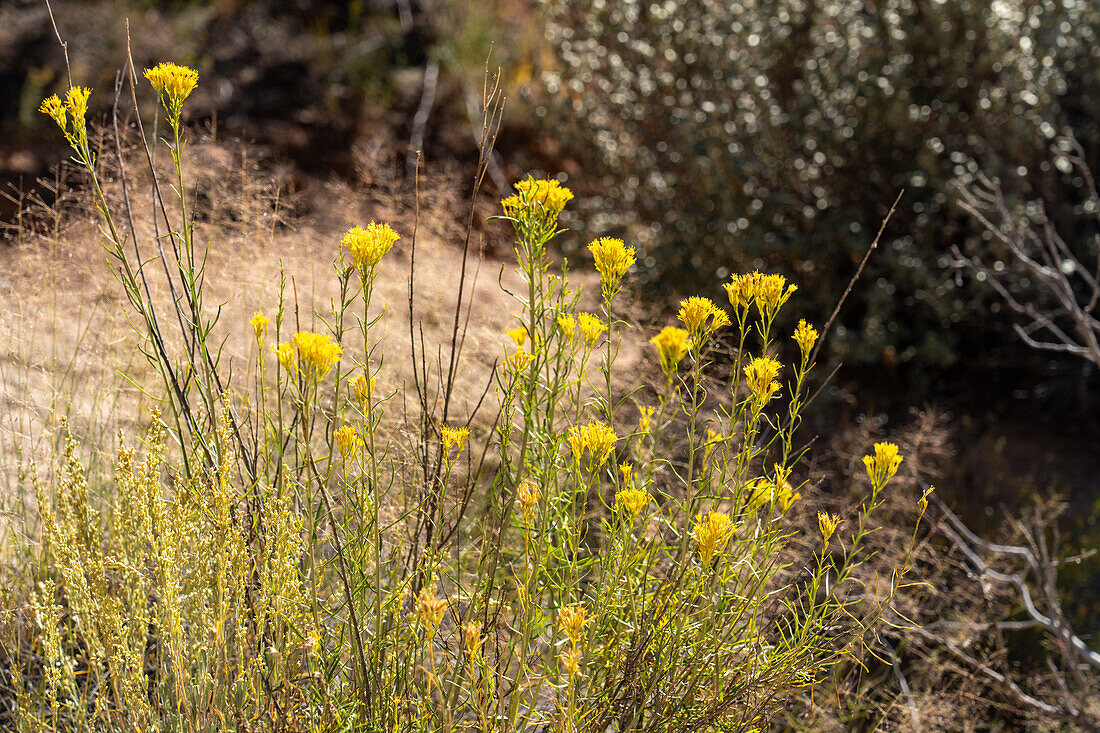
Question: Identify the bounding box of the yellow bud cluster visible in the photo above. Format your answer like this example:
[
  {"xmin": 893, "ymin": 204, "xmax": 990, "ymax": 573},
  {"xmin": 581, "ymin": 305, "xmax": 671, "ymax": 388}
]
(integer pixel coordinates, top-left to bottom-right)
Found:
[
  {"xmin": 557, "ymin": 313, "xmax": 577, "ymax": 340},
  {"xmin": 793, "ymin": 319, "xmax": 818, "ymax": 359},
  {"xmin": 693, "ymin": 511, "xmax": 734, "ymax": 565},
  {"xmin": 567, "ymin": 421, "xmax": 618, "ymax": 468},
  {"xmin": 353, "ymin": 373, "xmax": 375, "ymax": 406},
  {"xmin": 507, "ymin": 348, "xmax": 534, "ymax": 373},
  {"xmin": 723, "ymin": 272, "xmax": 798, "ymax": 319},
  {"xmin": 650, "ymin": 326, "xmax": 690, "ymax": 378},
  {"xmin": 677, "ymin": 296, "xmax": 730, "ymax": 348},
  {"xmin": 501, "ymin": 177, "xmax": 573, "ymax": 225},
  {"xmin": 638, "ymin": 406, "xmax": 654, "ymax": 434},
  {"xmin": 818, "ymin": 512, "xmax": 841, "ymax": 545},
  {"xmin": 507, "ymin": 325, "xmax": 528, "ymax": 347},
  {"xmin": 341, "ymin": 222, "xmax": 400, "ymax": 272},
  {"xmin": 558, "ymin": 605, "xmax": 591, "ymax": 646},
  {"xmin": 290, "ymin": 332, "xmax": 343, "ymax": 381},
  {"xmin": 577, "ymin": 313, "xmax": 606, "ymax": 345},
  {"xmin": 144, "ymin": 62, "xmax": 198, "ymax": 121},
  {"xmin": 615, "ymin": 487, "xmax": 650, "ymax": 519},
  {"xmin": 743, "ymin": 356, "xmax": 782, "ymax": 403},
  {"xmin": 588, "ymin": 237, "xmax": 636, "ymax": 301},
  {"xmin": 416, "ymin": 587, "xmax": 447, "ymax": 633},
  {"xmin": 863, "ymin": 442, "xmax": 903, "ymax": 485},
  {"xmin": 441, "ymin": 425, "xmax": 470, "ymax": 457},
  {"xmin": 335, "ymin": 425, "xmax": 363, "ymax": 459},
  {"xmin": 250, "ymin": 311, "xmax": 270, "ymax": 344},
  {"xmin": 516, "ymin": 478, "xmax": 540, "ymax": 516}
]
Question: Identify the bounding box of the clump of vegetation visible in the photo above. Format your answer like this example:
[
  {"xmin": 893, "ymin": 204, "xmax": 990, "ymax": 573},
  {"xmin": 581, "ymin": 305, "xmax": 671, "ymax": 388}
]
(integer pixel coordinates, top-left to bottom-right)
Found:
[
  {"xmin": 540, "ymin": 0, "xmax": 1100, "ymax": 371},
  {"xmin": 5, "ymin": 54, "xmax": 929, "ymax": 732}
]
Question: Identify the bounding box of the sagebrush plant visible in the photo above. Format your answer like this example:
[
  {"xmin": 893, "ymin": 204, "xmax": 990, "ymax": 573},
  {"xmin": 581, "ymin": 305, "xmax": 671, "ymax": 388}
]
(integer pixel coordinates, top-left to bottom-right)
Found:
[{"xmin": 17, "ymin": 50, "xmax": 929, "ymax": 732}]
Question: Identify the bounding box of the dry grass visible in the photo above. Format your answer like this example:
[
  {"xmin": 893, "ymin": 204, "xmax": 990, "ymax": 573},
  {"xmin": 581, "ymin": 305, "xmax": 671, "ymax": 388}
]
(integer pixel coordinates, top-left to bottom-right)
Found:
[{"xmin": 0, "ymin": 135, "xmax": 643, "ymax": 531}]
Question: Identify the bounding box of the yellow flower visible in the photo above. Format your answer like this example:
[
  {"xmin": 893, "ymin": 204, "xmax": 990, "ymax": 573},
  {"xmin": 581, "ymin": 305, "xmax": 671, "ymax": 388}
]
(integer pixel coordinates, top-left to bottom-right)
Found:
[
  {"xmin": 558, "ymin": 605, "xmax": 591, "ymax": 646},
  {"xmin": 39, "ymin": 94, "xmax": 68, "ymax": 132},
  {"xmin": 464, "ymin": 621, "xmax": 483, "ymax": 660},
  {"xmin": 723, "ymin": 273, "xmax": 757, "ymax": 310},
  {"xmin": 755, "ymin": 274, "xmax": 798, "ymax": 318},
  {"xmin": 693, "ymin": 511, "xmax": 734, "ymax": 565},
  {"xmin": 341, "ymin": 222, "xmax": 400, "ymax": 271},
  {"xmin": 863, "ymin": 442, "xmax": 903, "ymax": 485},
  {"xmin": 775, "ymin": 480, "xmax": 801, "ymax": 513},
  {"xmin": 567, "ymin": 421, "xmax": 617, "ymax": 467},
  {"xmin": 650, "ymin": 326, "xmax": 690, "ymax": 377},
  {"xmin": 678, "ymin": 296, "xmax": 730, "ymax": 347},
  {"xmin": 273, "ymin": 342, "xmax": 296, "ymax": 373},
  {"xmin": 638, "ymin": 406, "xmax": 654, "ymax": 434},
  {"xmin": 557, "ymin": 313, "xmax": 577, "ymax": 340},
  {"xmin": 507, "ymin": 324, "xmax": 528, "ymax": 347},
  {"xmin": 818, "ymin": 512, "xmax": 841, "ymax": 545},
  {"xmin": 703, "ymin": 428, "xmax": 724, "ymax": 461},
  {"xmin": 619, "ymin": 462, "xmax": 634, "ymax": 485},
  {"xmin": 144, "ymin": 62, "xmax": 198, "ymax": 120},
  {"xmin": 441, "ymin": 425, "xmax": 470, "ymax": 456},
  {"xmin": 416, "ymin": 587, "xmax": 447, "ymax": 632},
  {"xmin": 353, "ymin": 373, "xmax": 375, "ymax": 405},
  {"xmin": 250, "ymin": 311, "xmax": 270, "ymax": 343},
  {"xmin": 744, "ymin": 478, "xmax": 772, "ymax": 512},
  {"xmin": 64, "ymin": 87, "xmax": 91, "ymax": 132},
  {"xmin": 501, "ymin": 177, "xmax": 573, "ymax": 225},
  {"xmin": 615, "ymin": 487, "xmax": 650, "ymax": 519},
  {"xmin": 292, "ymin": 332, "xmax": 343, "ymax": 380},
  {"xmin": 561, "ymin": 647, "xmax": 583, "ymax": 678},
  {"xmin": 516, "ymin": 478, "xmax": 540, "ymax": 516},
  {"xmin": 918, "ymin": 485, "xmax": 935, "ymax": 513},
  {"xmin": 588, "ymin": 237, "xmax": 636, "ymax": 300},
  {"xmin": 744, "ymin": 356, "xmax": 782, "ymax": 403},
  {"xmin": 577, "ymin": 312, "xmax": 606, "ymax": 345},
  {"xmin": 508, "ymin": 347, "xmax": 534, "ymax": 372},
  {"xmin": 793, "ymin": 319, "xmax": 818, "ymax": 359},
  {"xmin": 335, "ymin": 425, "xmax": 363, "ymax": 458}
]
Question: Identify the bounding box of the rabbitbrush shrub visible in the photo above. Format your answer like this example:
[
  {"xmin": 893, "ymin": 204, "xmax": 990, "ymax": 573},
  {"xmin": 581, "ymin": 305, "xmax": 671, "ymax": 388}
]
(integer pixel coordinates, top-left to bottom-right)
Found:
[{"xmin": 13, "ymin": 54, "xmax": 927, "ymax": 732}]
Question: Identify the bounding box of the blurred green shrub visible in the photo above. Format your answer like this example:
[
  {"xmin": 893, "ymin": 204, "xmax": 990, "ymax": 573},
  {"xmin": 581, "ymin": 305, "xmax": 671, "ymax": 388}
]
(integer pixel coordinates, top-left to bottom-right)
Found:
[{"xmin": 540, "ymin": 0, "xmax": 1100, "ymax": 369}]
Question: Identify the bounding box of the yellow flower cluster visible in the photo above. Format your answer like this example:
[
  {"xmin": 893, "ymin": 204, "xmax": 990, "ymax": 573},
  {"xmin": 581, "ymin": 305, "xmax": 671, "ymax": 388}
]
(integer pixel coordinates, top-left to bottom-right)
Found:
[
  {"xmin": 507, "ymin": 325, "xmax": 528, "ymax": 347},
  {"xmin": 501, "ymin": 177, "xmax": 574, "ymax": 224},
  {"xmin": 416, "ymin": 587, "xmax": 447, "ymax": 633},
  {"xmin": 250, "ymin": 311, "xmax": 270, "ymax": 343},
  {"xmin": 516, "ymin": 478, "xmax": 540, "ymax": 516},
  {"xmin": 638, "ymin": 406, "xmax": 654, "ymax": 434},
  {"xmin": 144, "ymin": 62, "xmax": 198, "ymax": 121},
  {"xmin": 577, "ymin": 313, "xmax": 606, "ymax": 345},
  {"xmin": 507, "ymin": 348, "xmax": 534, "ymax": 372},
  {"xmin": 341, "ymin": 222, "xmax": 400, "ymax": 272},
  {"xmin": 558, "ymin": 605, "xmax": 591, "ymax": 646},
  {"xmin": 650, "ymin": 326, "xmax": 690, "ymax": 378},
  {"xmin": 557, "ymin": 313, "xmax": 577, "ymax": 340},
  {"xmin": 441, "ymin": 425, "xmax": 470, "ymax": 456},
  {"xmin": 560, "ymin": 647, "xmax": 582, "ymax": 678},
  {"xmin": 39, "ymin": 87, "xmax": 92, "ymax": 144},
  {"xmin": 723, "ymin": 272, "xmax": 798, "ymax": 318},
  {"xmin": 693, "ymin": 511, "xmax": 734, "ymax": 565},
  {"xmin": 353, "ymin": 373, "xmax": 375, "ymax": 406},
  {"xmin": 615, "ymin": 487, "xmax": 650, "ymax": 519},
  {"xmin": 567, "ymin": 421, "xmax": 617, "ymax": 467},
  {"xmin": 464, "ymin": 621, "xmax": 483, "ymax": 661},
  {"xmin": 335, "ymin": 425, "xmax": 363, "ymax": 458},
  {"xmin": 818, "ymin": 512, "xmax": 841, "ymax": 545},
  {"xmin": 678, "ymin": 296, "xmax": 730, "ymax": 348},
  {"xmin": 275, "ymin": 332, "xmax": 343, "ymax": 381},
  {"xmin": 588, "ymin": 237, "xmax": 636, "ymax": 301},
  {"xmin": 863, "ymin": 442, "xmax": 903, "ymax": 485},
  {"xmin": 793, "ymin": 319, "xmax": 818, "ymax": 359},
  {"xmin": 744, "ymin": 356, "xmax": 782, "ymax": 403}
]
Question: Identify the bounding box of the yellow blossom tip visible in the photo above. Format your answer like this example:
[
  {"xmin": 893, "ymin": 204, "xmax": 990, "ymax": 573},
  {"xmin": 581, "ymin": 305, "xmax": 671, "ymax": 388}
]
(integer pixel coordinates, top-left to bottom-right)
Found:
[{"xmin": 341, "ymin": 222, "xmax": 400, "ymax": 271}]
